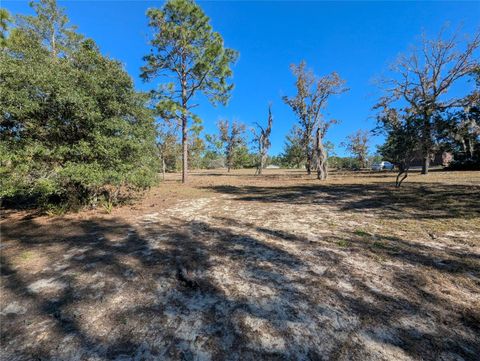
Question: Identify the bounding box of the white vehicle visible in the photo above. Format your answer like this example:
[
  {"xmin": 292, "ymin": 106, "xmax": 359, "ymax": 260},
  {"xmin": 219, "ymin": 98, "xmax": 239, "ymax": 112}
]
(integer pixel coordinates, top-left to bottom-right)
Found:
[{"xmin": 372, "ymin": 161, "xmax": 395, "ymax": 171}]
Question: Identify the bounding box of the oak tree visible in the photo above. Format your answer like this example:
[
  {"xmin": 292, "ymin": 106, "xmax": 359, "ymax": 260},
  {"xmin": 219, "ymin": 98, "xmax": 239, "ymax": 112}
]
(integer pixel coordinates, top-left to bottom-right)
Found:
[
  {"xmin": 281, "ymin": 125, "xmax": 305, "ymax": 168},
  {"xmin": 377, "ymin": 108, "xmax": 420, "ymax": 187},
  {"xmin": 218, "ymin": 120, "xmax": 246, "ymax": 172},
  {"xmin": 377, "ymin": 29, "xmax": 480, "ymax": 174},
  {"xmin": 1, "ymin": 0, "xmax": 158, "ymax": 208},
  {"xmin": 342, "ymin": 130, "xmax": 370, "ymax": 169}
]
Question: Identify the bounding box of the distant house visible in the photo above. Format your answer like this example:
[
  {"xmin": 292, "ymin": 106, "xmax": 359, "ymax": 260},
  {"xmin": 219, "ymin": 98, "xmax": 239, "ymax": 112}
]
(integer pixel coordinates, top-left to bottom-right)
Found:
[{"xmin": 266, "ymin": 165, "xmax": 280, "ymax": 169}]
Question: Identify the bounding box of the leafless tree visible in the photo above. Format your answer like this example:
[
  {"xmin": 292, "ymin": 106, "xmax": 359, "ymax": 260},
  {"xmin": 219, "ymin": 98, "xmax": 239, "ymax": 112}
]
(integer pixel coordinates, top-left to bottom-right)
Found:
[
  {"xmin": 377, "ymin": 28, "xmax": 480, "ymax": 174},
  {"xmin": 283, "ymin": 61, "xmax": 348, "ymax": 175},
  {"xmin": 218, "ymin": 120, "xmax": 246, "ymax": 172},
  {"xmin": 253, "ymin": 105, "xmax": 273, "ymax": 175},
  {"xmin": 342, "ymin": 130, "xmax": 370, "ymax": 168}
]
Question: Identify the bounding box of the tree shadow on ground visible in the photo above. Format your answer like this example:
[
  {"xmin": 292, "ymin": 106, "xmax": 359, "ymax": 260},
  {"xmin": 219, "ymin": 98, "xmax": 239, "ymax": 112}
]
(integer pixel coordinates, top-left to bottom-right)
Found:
[
  {"xmin": 213, "ymin": 216, "xmax": 480, "ymax": 276},
  {"xmin": 1, "ymin": 216, "xmax": 312, "ymax": 360},
  {"xmin": 211, "ymin": 216, "xmax": 480, "ymax": 360},
  {"xmin": 1, "ymin": 212, "xmax": 479, "ymax": 360},
  {"xmin": 203, "ymin": 182, "xmax": 480, "ymax": 219}
]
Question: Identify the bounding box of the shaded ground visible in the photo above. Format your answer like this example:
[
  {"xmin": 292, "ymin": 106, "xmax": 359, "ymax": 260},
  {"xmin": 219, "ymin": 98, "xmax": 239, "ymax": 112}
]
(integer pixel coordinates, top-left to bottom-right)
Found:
[{"xmin": 1, "ymin": 169, "xmax": 480, "ymax": 360}]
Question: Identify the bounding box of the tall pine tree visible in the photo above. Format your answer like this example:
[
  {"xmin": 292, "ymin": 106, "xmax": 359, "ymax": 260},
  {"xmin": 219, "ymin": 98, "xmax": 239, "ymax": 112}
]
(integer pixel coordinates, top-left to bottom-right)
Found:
[{"xmin": 141, "ymin": 0, "xmax": 238, "ymax": 183}]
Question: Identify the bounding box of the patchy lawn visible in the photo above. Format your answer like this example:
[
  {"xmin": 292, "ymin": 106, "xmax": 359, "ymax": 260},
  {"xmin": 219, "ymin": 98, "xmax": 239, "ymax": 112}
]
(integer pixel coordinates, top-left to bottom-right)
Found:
[{"xmin": 1, "ymin": 169, "xmax": 479, "ymax": 360}]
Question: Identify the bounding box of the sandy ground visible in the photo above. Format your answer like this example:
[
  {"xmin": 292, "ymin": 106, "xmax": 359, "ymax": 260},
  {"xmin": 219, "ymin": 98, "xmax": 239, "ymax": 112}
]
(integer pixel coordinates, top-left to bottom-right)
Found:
[{"xmin": 1, "ymin": 169, "xmax": 479, "ymax": 361}]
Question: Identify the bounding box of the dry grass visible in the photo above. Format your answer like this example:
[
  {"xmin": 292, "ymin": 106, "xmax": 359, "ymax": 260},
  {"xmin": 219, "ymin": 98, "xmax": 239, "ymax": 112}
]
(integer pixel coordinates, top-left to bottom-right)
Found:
[{"xmin": 1, "ymin": 169, "xmax": 479, "ymax": 360}]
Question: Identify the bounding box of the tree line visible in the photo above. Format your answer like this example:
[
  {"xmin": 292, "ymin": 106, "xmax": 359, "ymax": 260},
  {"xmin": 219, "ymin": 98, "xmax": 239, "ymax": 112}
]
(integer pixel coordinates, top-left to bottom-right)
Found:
[{"xmin": 1, "ymin": 0, "xmax": 479, "ymax": 211}]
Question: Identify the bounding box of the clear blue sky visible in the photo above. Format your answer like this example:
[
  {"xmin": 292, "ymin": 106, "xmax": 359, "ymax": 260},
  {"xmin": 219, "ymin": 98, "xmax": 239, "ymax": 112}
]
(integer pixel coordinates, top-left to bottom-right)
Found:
[{"xmin": 3, "ymin": 1, "xmax": 479, "ymax": 156}]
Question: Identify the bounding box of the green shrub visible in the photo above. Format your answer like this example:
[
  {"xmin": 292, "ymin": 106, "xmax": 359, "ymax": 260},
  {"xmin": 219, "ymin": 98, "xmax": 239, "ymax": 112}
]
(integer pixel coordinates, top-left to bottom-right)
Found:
[{"xmin": 0, "ymin": 3, "xmax": 159, "ymax": 210}]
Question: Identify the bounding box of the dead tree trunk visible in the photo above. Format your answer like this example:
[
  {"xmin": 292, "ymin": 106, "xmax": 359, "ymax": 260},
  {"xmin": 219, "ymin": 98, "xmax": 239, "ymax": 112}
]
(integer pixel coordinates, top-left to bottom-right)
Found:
[
  {"xmin": 255, "ymin": 150, "xmax": 265, "ymax": 176},
  {"xmin": 255, "ymin": 153, "xmax": 265, "ymax": 175},
  {"xmin": 261, "ymin": 152, "xmax": 267, "ymax": 173},
  {"xmin": 226, "ymin": 143, "xmax": 232, "ymax": 172},
  {"xmin": 315, "ymin": 129, "xmax": 328, "ymax": 180},
  {"xmin": 254, "ymin": 106, "xmax": 273, "ymax": 176}
]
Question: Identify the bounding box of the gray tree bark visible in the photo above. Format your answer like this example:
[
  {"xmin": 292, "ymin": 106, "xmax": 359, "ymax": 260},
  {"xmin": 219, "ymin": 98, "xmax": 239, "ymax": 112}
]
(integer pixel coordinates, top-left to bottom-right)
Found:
[{"xmin": 315, "ymin": 129, "xmax": 328, "ymax": 180}]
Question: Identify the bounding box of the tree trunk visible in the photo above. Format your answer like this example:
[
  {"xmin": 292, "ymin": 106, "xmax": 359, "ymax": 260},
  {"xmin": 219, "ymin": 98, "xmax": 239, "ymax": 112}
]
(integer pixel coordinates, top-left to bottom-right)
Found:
[
  {"xmin": 256, "ymin": 163, "xmax": 262, "ymax": 175},
  {"xmin": 421, "ymin": 113, "xmax": 432, "ymax": 175},
  {"xmin": 258, "ymin": 151, "xmax": 267, "ymax": 176},
  {"xmin": 396, "ymin": 163, "xmax": 409, "ymax": 187},
  {"xmin": 226, "ymin": 147, "xmax": 232, "ymax": 172},
  {"xmin": 162, "ymin": 157, "xmax": 166, "ymax": 181},
  {"xmin": 51, "ymin": 22, "xmax": 56, "ymax": 57},
  {"xmin": 255, "ymin": 145, "xmax": 263, "ymax": 176},
  {"xmin": 181, "ymin": 60, "xmax": 188, "ymax": 184},
  {"xmin": 361, "ymin": 156, "xmax": 367, "ymax": 169},
  {"xmin": 317, "ymin": 154, "xmax": 328, "ymax": 180},
  {"xmin": 467, "ymin": 138, "xmax": 474, "ymax": 159},
  {"xmin": 461, "ymin": 138, "xmax": 467, "ymax": 155},
  {"xmin": 396, "ymin": 170, "xmax": 408, "ymax": 187},
  {"xmin": 306, "ymin": 153, "xmax": 312, "ymax": 175},
  {"xmin": 181, "ymin": 114, "xmax": 188, "ymax": 183},
  {"xmin": 421, "ymin": 155, "xmax": 430, "ymax": 175},
  {"xmin": 315, "ymin": 129, "xmax": 328, "ymax": 180}
]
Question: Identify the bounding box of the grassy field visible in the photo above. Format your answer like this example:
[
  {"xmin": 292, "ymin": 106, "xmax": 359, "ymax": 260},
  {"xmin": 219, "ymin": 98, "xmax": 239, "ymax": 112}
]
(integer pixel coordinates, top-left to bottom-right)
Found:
[{"xmin": 1, "ymin": 169, "xmax": 480, "ymax": 360}]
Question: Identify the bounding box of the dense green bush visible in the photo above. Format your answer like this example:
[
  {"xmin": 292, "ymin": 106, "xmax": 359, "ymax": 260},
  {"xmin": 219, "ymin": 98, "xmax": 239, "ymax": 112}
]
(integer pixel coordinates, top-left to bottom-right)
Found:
[
  {"xmin": 0, "ymin": 3, "xmax": 159, "ymax": 209},
  {"xmin": 445, "ymin": 156, "xmax": 480, "ymax": 171}
]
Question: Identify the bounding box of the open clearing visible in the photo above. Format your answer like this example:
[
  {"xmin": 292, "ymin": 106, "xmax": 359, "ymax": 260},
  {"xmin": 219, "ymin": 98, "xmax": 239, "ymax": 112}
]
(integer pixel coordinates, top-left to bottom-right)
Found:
[{"xmin": 1, "ymin": 169, "xmax": 480, "ymax": 361}]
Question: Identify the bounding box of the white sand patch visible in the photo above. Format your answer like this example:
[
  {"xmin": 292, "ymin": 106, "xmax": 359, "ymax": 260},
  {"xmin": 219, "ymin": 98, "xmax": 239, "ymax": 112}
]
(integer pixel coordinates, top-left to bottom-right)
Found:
[
  {"xmin": 62, "ymin": 246, "xmax": 91, "ymax": 260},
  {"xmin": 233, "ymin": 310, "xmax": 286, "ymax": 352},
  {"xmin": 164, "ymin": 198, "xmax": 213, "ymax": 220},
  {"xmin": 1, "ymin": 301, "xmax": 27, "ymax": 315},
  {"xmin": 444, "ymin": 231, "xmax": 475, "ymax": 238},
  {"xmin": 53, "ymin": 263, "xmax": 69, "ymax": 271},
  {"xmin": 355, "ymin": 330, "xmax": 414, "ymax": 361},
  {"xmin": 27, "ymin": 277, "xmax": 67, "ymax": 294},
  {"xmin": 396, "ymin": 314, "xmax": 439, "ymax": 336},
  {"xmin": 337, "ymin": 280, "xmax": 354, "ymax": 293}
]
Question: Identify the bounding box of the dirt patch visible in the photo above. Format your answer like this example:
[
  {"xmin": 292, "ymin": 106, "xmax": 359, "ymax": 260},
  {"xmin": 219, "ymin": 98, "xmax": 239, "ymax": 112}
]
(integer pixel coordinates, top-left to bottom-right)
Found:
[{"xmin": 1, "ymin": 169, "xmax": 479, "ymax": 360}]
